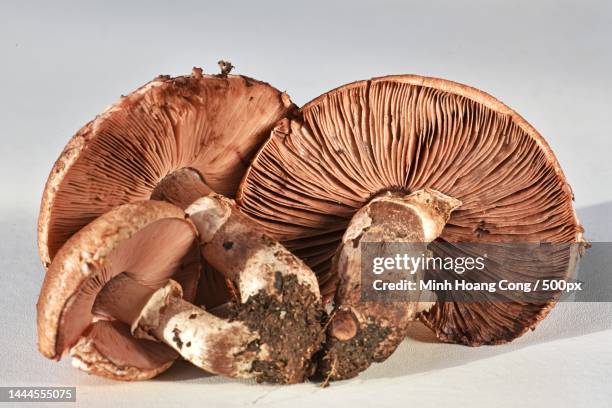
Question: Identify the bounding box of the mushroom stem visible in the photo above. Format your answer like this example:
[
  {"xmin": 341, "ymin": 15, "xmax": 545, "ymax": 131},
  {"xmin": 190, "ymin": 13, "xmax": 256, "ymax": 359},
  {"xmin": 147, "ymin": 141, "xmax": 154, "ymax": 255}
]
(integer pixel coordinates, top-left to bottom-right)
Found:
[
  {"xmin": 150, "ymin": 167, "xmax": 213, "ymax": 209},
  {"xmin": 320, "ymin": 188, "xmax": 461, "ymax": 380},
  {"xmin": 95, "ymin": 274, "xmax": 264, "ymax": 378},
  {"xmin": 186, "ymin": 194, "xmax": 321, "ymax": 301},
  {"xmin": 186, "ymin": 194, "xmax": 325, "ymax": 383}
]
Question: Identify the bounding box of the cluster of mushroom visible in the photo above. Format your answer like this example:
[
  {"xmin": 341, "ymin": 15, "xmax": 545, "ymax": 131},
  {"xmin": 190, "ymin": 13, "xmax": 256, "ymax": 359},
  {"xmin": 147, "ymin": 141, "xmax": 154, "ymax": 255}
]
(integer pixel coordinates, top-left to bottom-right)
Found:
[{"xmin": 37, "ymin": 64, "xmax": 584, "ymax": 384}]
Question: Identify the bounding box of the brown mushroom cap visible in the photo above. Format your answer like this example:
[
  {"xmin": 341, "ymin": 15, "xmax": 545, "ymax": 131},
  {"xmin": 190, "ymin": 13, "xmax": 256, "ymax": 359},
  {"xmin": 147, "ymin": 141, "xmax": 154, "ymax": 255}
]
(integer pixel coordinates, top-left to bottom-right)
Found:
[
  {"xmin": 237, "ymin": 75, "xmax": 583, "ymax": 346},
  {"xmin": 38, "ymin": 70, "xmax": 295, "ymax": 268},
  {"xmin": 37, "ymin": 200, "xmax": 199, "ymax": 380}
]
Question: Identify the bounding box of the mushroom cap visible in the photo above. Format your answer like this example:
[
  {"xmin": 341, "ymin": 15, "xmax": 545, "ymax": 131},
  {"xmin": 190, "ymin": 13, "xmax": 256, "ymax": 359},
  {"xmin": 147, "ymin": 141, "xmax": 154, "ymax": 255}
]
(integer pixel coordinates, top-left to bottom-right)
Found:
[
  {"xmin": 237, "ymin": 75, "xmax": 583, "ymax": 345},
  {"xmin": 38, "ymin": 71, "xmax": 295, "ymax": 267},
  {"xmin": 37, "ymin": 200, "xmax": 199, "ymax": 380}
]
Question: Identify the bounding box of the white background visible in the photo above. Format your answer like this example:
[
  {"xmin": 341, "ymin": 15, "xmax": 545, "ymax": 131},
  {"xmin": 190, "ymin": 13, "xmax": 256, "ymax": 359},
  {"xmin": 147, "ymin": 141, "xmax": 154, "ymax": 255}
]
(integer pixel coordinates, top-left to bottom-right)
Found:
[{"xmin": 1, "ymin": 1, "xmax": 611, "ymax": 407}]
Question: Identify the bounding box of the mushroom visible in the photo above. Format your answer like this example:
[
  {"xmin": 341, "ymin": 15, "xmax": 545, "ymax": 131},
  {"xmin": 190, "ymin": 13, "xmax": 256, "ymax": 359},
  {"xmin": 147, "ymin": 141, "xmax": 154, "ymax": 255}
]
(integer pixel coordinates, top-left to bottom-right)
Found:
[
  {"xmin": 37, "ymin": 200, "xmax": 199, "ymax": 380},
  {"xmin": 38, "ymin": 198, "xmax": 325, "ymax": 383},
  {"xmin": 37, "ymin": 65, "xmax": 296, "ymax": 312},
  {"xmin": 237, "ymin": 75, "xmax": 584, "ymax": 379}
]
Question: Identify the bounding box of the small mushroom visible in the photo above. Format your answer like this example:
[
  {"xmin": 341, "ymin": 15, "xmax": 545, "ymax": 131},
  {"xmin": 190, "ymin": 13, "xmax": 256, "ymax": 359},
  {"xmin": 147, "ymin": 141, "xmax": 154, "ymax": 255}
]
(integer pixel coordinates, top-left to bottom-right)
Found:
[
  {"xmin": 237, "ymin": 75, "xmax": 584, "ymax": 379},
  {"xmin": 38, "ymin": 197, "xmax": 325, "ymax": 383},
  {"xmin": 37, "ymin": 201, "xmax": 199, "ymax": 380}
]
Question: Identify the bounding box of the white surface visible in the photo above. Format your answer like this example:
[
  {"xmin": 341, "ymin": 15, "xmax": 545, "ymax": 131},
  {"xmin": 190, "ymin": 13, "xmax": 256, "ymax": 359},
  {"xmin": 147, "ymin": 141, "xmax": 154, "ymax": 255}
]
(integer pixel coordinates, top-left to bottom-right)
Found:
[{"xmin": 1, "ymin": 1, "xmax": 611, "ymax": 407}]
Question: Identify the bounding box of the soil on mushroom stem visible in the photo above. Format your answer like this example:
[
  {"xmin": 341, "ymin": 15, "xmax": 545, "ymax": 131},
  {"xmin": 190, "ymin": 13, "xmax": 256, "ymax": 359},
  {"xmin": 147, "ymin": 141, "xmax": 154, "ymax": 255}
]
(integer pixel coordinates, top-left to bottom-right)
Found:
[
  {"xmin": 317, "ymin": 323, "xmax": 390, "ymax": 381},
  {"xmin": 229, "ymin": 273, "xmax": 326, "ymax": 384}
]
